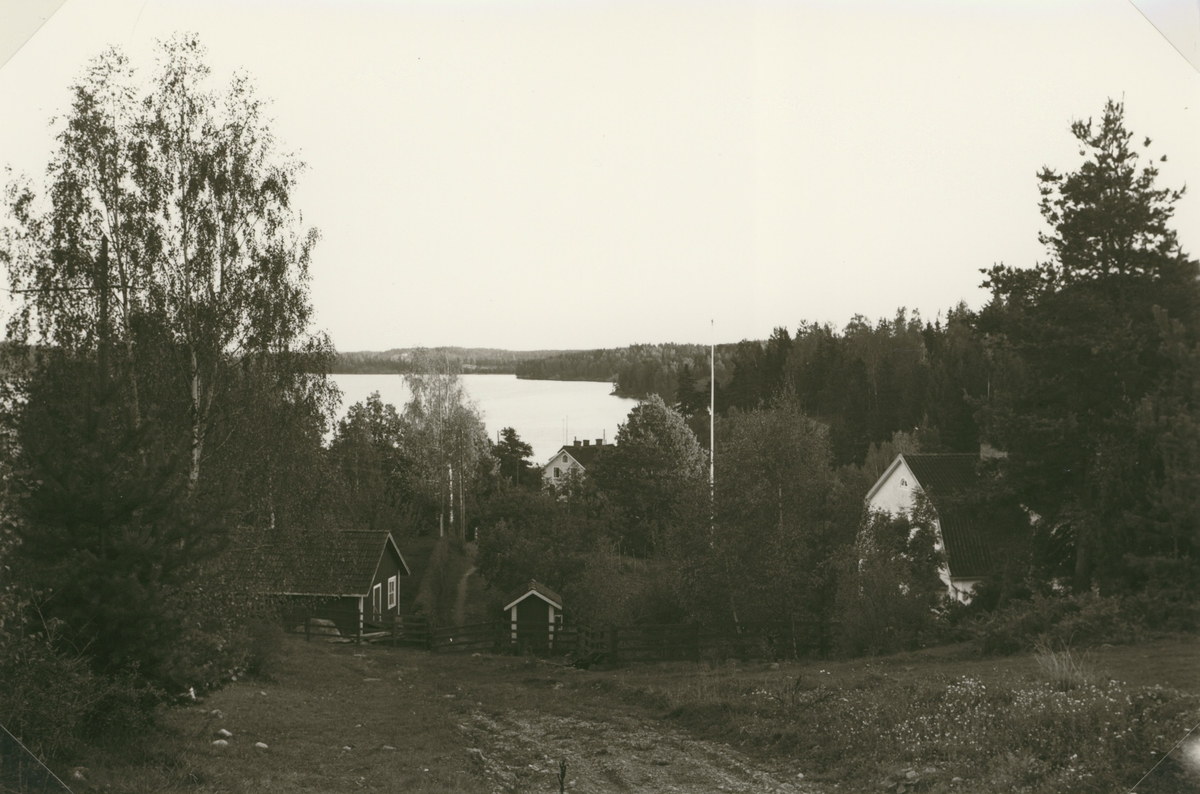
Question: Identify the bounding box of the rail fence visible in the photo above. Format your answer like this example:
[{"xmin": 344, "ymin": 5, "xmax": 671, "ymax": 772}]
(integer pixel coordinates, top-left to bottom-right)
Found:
[{"xmin": 280, "ymin": 605, "xmax": 831, "ymax": 663}]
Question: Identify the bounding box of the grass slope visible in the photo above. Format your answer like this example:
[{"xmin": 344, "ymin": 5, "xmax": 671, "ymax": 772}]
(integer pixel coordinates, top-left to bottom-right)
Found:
[{"xmin": 68, "ymin": 635, "xmax": 1200, "ymax": 793}]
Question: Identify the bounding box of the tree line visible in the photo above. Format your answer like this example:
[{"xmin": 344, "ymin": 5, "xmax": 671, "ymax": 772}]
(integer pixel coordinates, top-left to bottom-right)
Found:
[
  {"xmin": 514, "ymin": 343, "xmax": 738, "ymax": 397},
  {"xmin": 334, "ymin": 346, "xmax": 565, "ymax": 375}
]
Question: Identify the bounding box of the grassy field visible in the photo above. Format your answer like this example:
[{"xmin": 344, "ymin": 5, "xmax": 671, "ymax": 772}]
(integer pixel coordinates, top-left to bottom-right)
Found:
[{"xmin": 66, "ymin": 634, "xmax": 1200, "ymax": 793}]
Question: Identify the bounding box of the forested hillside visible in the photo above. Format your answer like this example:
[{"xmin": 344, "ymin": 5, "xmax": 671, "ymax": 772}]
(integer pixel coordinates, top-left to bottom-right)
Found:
[
  {"xmin": 334, "ymin": 347, "xmax": 565, "ymax": 374},
  {"xmin": 681, "ymin": 308, "xmax": 987, "ymax": 467},
  {"xmin": 514, "ymin": 343, "xmax": 738, "ymax": 396}
]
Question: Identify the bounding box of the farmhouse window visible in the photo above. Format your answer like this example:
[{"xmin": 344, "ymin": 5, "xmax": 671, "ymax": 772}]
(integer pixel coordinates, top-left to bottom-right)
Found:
[
  {"xmin": 388, "ymin": 575, "xmax": 397, "ymax": 609},
  {"xmin": 553, "ymin": 467, "xmax": 561, "ymax": 478},
  {"xmin": 561, "ymin": 455, "xmax": 567, "ymax": 463}
]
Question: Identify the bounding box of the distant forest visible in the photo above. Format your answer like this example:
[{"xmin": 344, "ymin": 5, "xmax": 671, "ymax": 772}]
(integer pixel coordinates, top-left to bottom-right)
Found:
[
  {"xmin": 510, "ymin": 312, "xmax": 984, "ymax": 467},
  {"xmin": 333, "ymin": 347, "xmax": 566, "ymax": 374},
  {"xmin": 514, "ymin": 343, "xmax": 738, "ymax": 396}
]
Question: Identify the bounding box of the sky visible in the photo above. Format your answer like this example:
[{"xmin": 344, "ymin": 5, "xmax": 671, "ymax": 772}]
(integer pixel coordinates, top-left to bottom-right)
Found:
[{"xmin": 1, "ymin": 0, "xmax": 1198, "ymax": 352}]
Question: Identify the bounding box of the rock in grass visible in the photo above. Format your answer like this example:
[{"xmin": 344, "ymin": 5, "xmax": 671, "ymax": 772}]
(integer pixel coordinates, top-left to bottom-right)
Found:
[
  {"xmin": 255, "ymin": 742, "xmax": 269, "ymax": 750},
  {"xmin": 342, "ymin": 745, "xmax": 352, "ymax": 751},
  {"xmin": 382, "ymin": 745, "xmax": 396, "ymax": 751},
  {"xmin": 212, "ymin": 740, "xmax": 229, "ymax": 748},
  {"xmin": 217, "ymin": 728, "xmax": 233, "ymax": 738}
]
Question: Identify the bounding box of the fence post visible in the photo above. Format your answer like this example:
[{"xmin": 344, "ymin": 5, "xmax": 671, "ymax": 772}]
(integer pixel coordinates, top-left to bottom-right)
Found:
[{"xmin": 608, "ymin": 625, "xmax": 619, "ymax": 666}]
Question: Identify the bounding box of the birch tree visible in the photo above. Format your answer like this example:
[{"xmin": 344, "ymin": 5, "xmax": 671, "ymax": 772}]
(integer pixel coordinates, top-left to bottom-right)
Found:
[
  {"xmin": 1, "ymin": 34, "xmax": 320, "ymax": 491},
  {"xmin": 402, "ymin": 353, "xmax": 492, "ymax": 539}
]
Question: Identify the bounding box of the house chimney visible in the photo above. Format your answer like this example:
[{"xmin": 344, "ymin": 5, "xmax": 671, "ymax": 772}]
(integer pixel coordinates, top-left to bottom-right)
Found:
[
  {"xmin": 573, "ymin": 437, "xmax": 580, "ymax": 447},
  {"xmin": 596, "ymin": 438, "xmax": 603, "ymax": 446},
  {"xmin": 583, "ymin": 439, "xmax": 590, "ymax": 446}
]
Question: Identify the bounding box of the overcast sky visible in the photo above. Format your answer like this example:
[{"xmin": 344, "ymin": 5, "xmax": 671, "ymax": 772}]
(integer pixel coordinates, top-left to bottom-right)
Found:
[{"xmin": 1, "ymin": 0, "xmax": 1198, "ymax": 351}]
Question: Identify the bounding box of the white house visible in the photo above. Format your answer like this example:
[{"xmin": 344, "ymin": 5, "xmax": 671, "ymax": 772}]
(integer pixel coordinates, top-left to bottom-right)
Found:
[
  {"xmin": 541, "ymin": 438, "xmax": 610, "ymax": 484},
  {"xmin": 865, "ymin": 452, "xmax": 994, "ymax": 603}
]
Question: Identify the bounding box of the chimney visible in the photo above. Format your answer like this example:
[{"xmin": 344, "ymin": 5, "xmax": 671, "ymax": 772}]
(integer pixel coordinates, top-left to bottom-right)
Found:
[
  {"xmin": 573, "ymin": 437, "xmax": 580, "ymax": 447},
  {"xmin": 583, "ymin": 439, "xmax": 590, "ymax": 446},
  {"xmin": 596, "ymin": 438, "xmax": 603, "ymax": 446}
]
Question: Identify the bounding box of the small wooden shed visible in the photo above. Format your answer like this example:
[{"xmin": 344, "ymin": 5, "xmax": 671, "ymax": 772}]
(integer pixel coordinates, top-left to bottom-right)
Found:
[
  {"xmin": 503, "ymin": 580, "xmax": 563, "ymax": 650},
  {"xmin": 229, "ymin": 528, "xmax": 411, "ymax": 637}
]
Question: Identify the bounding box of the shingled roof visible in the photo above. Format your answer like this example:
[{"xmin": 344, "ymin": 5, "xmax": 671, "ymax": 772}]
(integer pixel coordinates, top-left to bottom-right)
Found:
[
  {"xmin": 901, "ymin": 453, "xmax": 992, "ymax": 579},
  {"xmin": 902, "ymin": 454, "xmax": 980, "ymax": 496},
  {"xmin": 548, "ymin": 442, "xmax": 610, "ymax": 469},
  {"xmin": 226, "ymin": 529, "xmax": 408, "ymax": 597}
]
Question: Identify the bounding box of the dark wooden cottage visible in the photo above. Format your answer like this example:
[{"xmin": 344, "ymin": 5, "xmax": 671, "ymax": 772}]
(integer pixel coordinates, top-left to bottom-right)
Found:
[
  {"xmin": 503, "ymin": 580, "xmax": 563, "ymax": 650},
  {"xmin": 229, "ymin": 529, "xmax": 411, "ymax": 637}
]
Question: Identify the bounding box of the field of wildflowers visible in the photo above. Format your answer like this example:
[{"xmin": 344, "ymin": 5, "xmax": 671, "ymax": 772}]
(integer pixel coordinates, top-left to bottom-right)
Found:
[{"xmin": 637, "ymin": 644, "xmax": 1200, "ymax": 793}]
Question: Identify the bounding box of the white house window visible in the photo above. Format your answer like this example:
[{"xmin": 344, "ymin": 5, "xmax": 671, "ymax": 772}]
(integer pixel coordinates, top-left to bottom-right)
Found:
[
  {"xmin": 561, "ymin": 454, "xmax": 567, "ymax": 463},
  {"xmin": 553, "ymin": 467, "xmax": 561, "ymax": 478},
  {"xmin": 388, "ymin": 575, "xmax": 397, "ymax": 609},
  {"xmin": 900, "ymin": 478, "xmax": 908, "ymax": 487}
]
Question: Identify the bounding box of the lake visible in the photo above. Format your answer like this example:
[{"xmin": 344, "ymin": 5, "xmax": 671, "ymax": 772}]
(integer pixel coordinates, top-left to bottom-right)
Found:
[{"xmin": 330, "ymin": 373, "xmax": 639, "ymax": 465}]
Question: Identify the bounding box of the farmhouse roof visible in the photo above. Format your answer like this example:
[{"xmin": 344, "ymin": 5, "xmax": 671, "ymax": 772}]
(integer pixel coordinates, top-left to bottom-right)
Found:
[
  {"xmin": 547, "ymin": 442, "xmax": 610, "ymax": 469},
  {"xmin": 907, "ymin": 453, "xmax": 993, "ymax": 578},
  {"xmin": 902, "ymin": 453, "xmax": 979, "ymax": 496},
  {"xmin": 226, "ymin": 529, "xmax": 409, "ymax": 598},
  {"xmin": 503, "ymin": 580, "xmax": 563, "ymax": 611}
]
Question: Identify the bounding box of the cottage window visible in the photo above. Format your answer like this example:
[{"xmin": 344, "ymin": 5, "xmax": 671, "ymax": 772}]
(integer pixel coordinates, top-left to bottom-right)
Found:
[
  {"xmin": 388, "ymin": 575, "xmax": 397, "ymax": 609},
  {"xmin": 553, "ymin": 467, "xmax": 561, "ymax": 479},
  {"xmin": 561, "ymin": 454, "xmax": 567, "ymax": 463},
  {"xmin": 901, "ymin": 478, "xmax": 908, "ymax": 487}
]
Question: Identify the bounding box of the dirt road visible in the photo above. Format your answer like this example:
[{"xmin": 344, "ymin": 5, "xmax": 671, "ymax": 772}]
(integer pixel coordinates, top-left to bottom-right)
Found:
[{"xmin": 458, "ymin": 703, "xmax": 818, "ymax": 793}]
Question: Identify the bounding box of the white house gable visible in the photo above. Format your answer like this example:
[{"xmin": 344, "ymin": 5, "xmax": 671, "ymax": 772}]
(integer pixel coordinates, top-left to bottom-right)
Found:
[
  {"xmin": 865, "ymin": 455, "xmax": 920, "ymax": 515},
  {"xmin": 541, "ymin": 448, "xmax": 584, "ymax": 483}
]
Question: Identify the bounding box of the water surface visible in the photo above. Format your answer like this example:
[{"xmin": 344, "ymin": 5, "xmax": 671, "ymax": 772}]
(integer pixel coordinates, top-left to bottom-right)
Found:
[{"xmin": 330, "ymin": 373, "xmax": 638, "ymax": 464}]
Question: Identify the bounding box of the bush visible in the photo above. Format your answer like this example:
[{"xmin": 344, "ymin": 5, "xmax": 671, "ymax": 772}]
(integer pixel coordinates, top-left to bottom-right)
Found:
[
  {"xmin": 968, "ymin": 592, "xmax": 1190, "ymax": 655},
  {"xmin": 834, "ymin": 507, "xmax": 947, "ymax": 656},
  {"xmin": 240, "ymin": 618, "xmax": 287, "ymax": 680},
  {"xmin": 0, "ymin": 621, "xmax": 162, "ymax": 763}
]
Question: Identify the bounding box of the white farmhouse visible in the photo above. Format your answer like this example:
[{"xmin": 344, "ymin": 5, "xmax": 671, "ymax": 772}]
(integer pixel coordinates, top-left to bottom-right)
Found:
[
  {"xmin": 865, "ymin": 452, "xmax": 994, "ymax": 603},
  {"xmin": 541, "ymin": 438, "xmax": 610, "ymax": 484}
]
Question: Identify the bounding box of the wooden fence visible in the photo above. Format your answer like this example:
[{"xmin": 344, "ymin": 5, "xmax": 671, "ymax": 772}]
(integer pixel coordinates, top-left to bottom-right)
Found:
[
  {"xmin": 281, "ymin": 607, "xmax": 831, "ymax": 663},
  {"xmin": 282, "ymin": 607, "xmax": 431, "ymax": 647}
]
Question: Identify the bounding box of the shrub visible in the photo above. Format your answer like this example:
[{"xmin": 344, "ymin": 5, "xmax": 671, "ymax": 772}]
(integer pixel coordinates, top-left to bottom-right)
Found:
[
  {"xmin": 0, "ymin": 620, "xmax": 162, "ymax": 763},
  {"xmin": 969, "ymin": 592, "xmax": 1175, "ymax": 655},
  {"xmin": 834, "ymin": 506, "xmax": 947, "ymax": 656}
]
